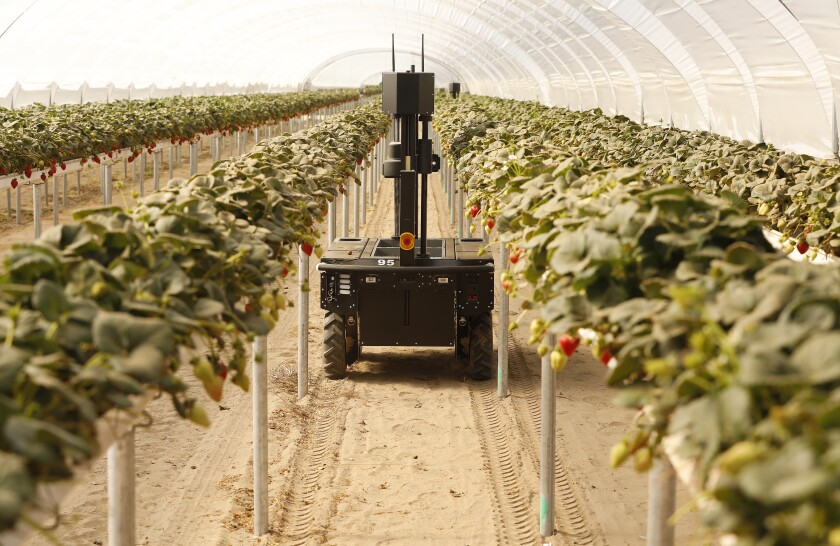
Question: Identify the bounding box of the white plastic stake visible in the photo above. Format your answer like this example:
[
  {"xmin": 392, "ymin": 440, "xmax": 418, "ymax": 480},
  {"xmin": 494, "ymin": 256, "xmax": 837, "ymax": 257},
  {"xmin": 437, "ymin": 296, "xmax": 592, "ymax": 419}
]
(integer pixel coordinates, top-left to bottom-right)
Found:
[
  {"xmin": 647, "ymin": 458, "xmax": 676, "ymax": 546},
  {"xmin": 354, "ymin": 170, "xmax": 360, "ymax": 236},
  {"xmin": 62, "ymin": 174, "xmax": 68, "ymax": 207},
  {"xmin": 540, "ymin": 332, "xmax": 557, "ymax": 537},
  {"xmin": 177, "ymin": 144, "xmax": 182, "ymax": 167},
  {"xmin": 298, "ymin": 248, "xmax": 310, "ymax": 399},
  {"xmin": 327, "ymin": 200, "xmax": 336, "ymax": 243},
  {"xmin": 153, "ymin": 150, "xmax": 161, "ymax": 190},
  {"xmin": 189, "ymin": 143, "xmax": 198, "ymax": 176},
  {"xmin": 15, "ymin": 185, "xmax": 20, "ymax": 224},
  {"xmin": 252, "ymin": 335, "xmax": 269, "ymax": 536},
  {"xmin": 104, "ymin": 164, "xmax": 113, "ymax": 205},
  {"xmin": 52, "ymin": 176, "xmax": 58, "ymax": 225},
  {"xmin": 107, "ymin": 429, "xmax": 136, "ymax": 546},
  {"xmin": 77, "ymin": 172, "xmax": 81, "ymax": 194},
  {"xmin": 32, "ymin": 184, "xmax": 42, "ymax": 239},
  {"xmin": 498, "ymin": 243, "xmax": 510, "ymax": 398},
  {"xmin": 342, "ymin": 183, "xmax": 349, "ymax": 238},
  {"xmin": 457, "ymin": 175, "xmax": 464, "ymax": 238},
  {"xmin": 362, "ymin": 163, "xmax": 367, "ymax": 225},
  {"xmin": 168, "ymin": 147, "xmax": 175, "ymax": 180},
  {"xmin": 139, "ymin": 153, "xmax": 146, "ymax": 196},
  {"xmin": 5, "ymin": 189, "xmax": 10, "ymax": 220}
]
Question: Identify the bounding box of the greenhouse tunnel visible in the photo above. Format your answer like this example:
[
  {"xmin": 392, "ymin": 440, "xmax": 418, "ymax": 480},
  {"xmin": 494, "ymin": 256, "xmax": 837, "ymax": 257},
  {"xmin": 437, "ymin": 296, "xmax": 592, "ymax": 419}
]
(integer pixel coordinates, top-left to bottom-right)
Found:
[{"xmin": 1, "ymin": 0, "xmax": 838, "ymax": 157}]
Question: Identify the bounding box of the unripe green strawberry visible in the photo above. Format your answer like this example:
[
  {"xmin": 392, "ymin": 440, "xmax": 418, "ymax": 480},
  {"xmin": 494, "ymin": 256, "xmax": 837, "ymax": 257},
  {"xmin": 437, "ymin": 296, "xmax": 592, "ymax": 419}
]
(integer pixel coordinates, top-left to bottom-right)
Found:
[
  {"xmin": 758, "ymin": 202, "xmax": 770, "ymax": 216},
  {"xmin": 189, "ymin": 404, "xmax": 211, "ymax": 427},
  {"xmin": 275, "ymin": 294, "xmax": 288, "ymax": 310},
  {"xmin": 259, "ymin": 293, "xmax": 276, "ymax": 310},
  {"xmin": 537, "ymin": 344, "xmax": 550, "ymax": 357},
  {"xmin": 610, "ymin": 441, "xmax": 630, "ymax": 468},
  {"xmin": 634, "ymin": 447, "xmax": 652, "ymax": 472},
  {"xmin": 550, "ymin": 350, "xmax": 567, "ymax": 372},
  {"xmin": 193, "ymin": 359, "xmax": 215, "ymax": 383},
  {"xmin": 718, "ymin": 441, "xmax": 763, "ymax": 473},
  {"xmin": 314, "ymin": 245, "xmax": 324, "ymax": 259}
]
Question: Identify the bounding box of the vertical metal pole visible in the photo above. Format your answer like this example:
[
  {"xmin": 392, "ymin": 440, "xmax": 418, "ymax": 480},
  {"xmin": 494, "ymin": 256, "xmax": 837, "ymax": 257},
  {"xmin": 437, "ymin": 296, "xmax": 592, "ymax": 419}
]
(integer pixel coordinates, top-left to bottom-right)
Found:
[
  {"xmin": 107, "ymin": 429, "xmax": 136, "ymax": 546},
  {"xmin": 153, "ymin": 150, "xmax": 161, "ymax": 190},
  {"xmin": 43, "ymin": 176, "xmax": 49, "ymax": 205},
  {"xmin": 15, "ymin": 185, "xmax": 21, "ymax": 224},
  {"xmin": 298, "ymin": 248, "xmax": 309, "ymax": 399},
  {"xmin": 77, "ymin": 172, "xmax": 81, "ymax": 194},
  {"xmin": 189, "ymin": 143, "xmax": 198, "ymax": 176},
  {"xmin": 327, "ymin": 200, "xmax": 336, "ymax": 243},
  {"xmin": 32, "ymin": 184, "xmax": 42, "ymax": 239},
  {"xmin": 498, "ymin": 243, "xmax": 510, "ymax": 398},
  {"xmin": 457, "ymin": 175, "xmax": 464, "ymax": 238},
  {"xmin": 230, "ymin": 132, "xmax": 235, "ymax": 159},
  {"xmin": 138, "ymin": 155, "xmax": 145, "ymax": 196},
  {"xmin": 540, "ymin": 332, "xmax": 557, "ymax": 537},
  {"xmin": 168, "ymin": 147, "xmax": 175, "ymax": 180},
  {"xmin": 62, "ymin": 174, "xmax": 67, "ymax": 207},
  {"xmin": 123, "ymin": 158, "xmax": 128, "ymax": 182},
  {"xmin": 104, "ymin": 164, "xmax": 113, "ymax": 205},
  {"xmin": 450, "ymin": 164, "xmax": 456, "ymax": 226},
  {"xmin": 342, "ymin": 183, "xmax": 349, "ymax": 238},
  {"xmin": 647, "ymin": 458, "xmax": 677, "ymax": 546},
  {"xmin": 354, "ymin": 170, "xmax": 361, "ymax": 235},
  {"xmin": 5, "ymin": 189, "xmax": 10, "ymax": 220},
  {"xmin": 52, "ymin": 176, "xmax": 58, "ymax": 225},
  {"xmin": 177, "ymin": 144, "xmax": 182, "ymax": 167},
  {"xmin": 252, "ymin": 335, "xmax": 269, "ymax": 536},
  {"xmin": 362, "ymin": 163, "xmax": 368, "ymax": 225}
]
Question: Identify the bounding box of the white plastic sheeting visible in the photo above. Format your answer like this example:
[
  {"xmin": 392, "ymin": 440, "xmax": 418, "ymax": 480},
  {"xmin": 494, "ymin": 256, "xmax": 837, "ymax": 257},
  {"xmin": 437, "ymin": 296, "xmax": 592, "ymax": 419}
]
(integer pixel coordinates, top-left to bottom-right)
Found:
[{"xmin": 0, "ymin": 0, "xmax": 838, "ymax": 157}]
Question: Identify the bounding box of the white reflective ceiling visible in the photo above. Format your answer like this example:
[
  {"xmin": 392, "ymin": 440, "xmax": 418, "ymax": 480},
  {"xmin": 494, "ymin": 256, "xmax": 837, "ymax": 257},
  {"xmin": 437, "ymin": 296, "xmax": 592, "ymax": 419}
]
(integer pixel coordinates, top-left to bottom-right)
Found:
[{"xmin": 0, "ymin": 0, "xmax": 838, "ymax": 157}]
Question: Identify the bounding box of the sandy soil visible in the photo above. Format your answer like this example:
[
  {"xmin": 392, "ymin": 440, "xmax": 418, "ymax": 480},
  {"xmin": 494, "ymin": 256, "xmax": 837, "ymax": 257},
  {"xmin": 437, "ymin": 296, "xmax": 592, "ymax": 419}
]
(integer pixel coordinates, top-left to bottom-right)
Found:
[{"xmin": 22, "ymin": 156, "xmax": 706, "ymax": 545}]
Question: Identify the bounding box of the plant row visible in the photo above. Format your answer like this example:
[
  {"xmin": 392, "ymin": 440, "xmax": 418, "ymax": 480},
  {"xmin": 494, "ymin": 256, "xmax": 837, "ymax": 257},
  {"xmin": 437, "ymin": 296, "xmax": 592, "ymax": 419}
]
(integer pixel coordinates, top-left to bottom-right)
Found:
[
  {"xmin": 0, "ymin": 101, "xmax": 390, "ymax": 533},
  {"xmin": 434, "ymin": 96, "xmax": 840, "ymax": 546},
  {"xmin": 435, "ymin": 95, "xmax": 840, "ymax": 258},
  {"xmin": 0, "ymin": 89, "xmax": 361, "ymax": 180}
]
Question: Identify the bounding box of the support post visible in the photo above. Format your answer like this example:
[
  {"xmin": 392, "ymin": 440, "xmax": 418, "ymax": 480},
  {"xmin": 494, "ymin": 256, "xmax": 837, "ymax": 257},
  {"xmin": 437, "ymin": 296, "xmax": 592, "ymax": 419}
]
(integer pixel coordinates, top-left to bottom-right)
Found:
[
  {"xmin": 15, "ymin": 185, "xmax": 20, "ymax": 224},
  {"xmin": 5, "ymin": 189, "xmax": 10, "ymax": 220},
  {"xmin": 498, "ymin": 243, "xmax": 510, "ymax": 398},
  {"xmin": 456, "ymin": 174, "xmax": 464, "ymax": 238},
  {"xmin": 342, "ymin": 182, "xmax": 349, "ymax": 238},
  {"xmin": 62, "ymin": 174, "xmax": 68, "ymax": 207},
  {"xmin": 189, "ymin": 143, "xmax": 198, "ymax": 176},
  {"xmin": 540, "ymin": 332, "xmax": 557, "ymax": 537},
  {"xmin": 52, "ymin": 176, "xmax": 59, "ymax": 225},
  {"xmin": 153, "ymin": 150, "xmax": 161, "ymax": 190},
  {"xmin": 327, "ymin": 199, "xmax": 336, "ymax": 243},
  {"xmin": 139, "ymin": 153, "xmax": 146, "ymax": 196},
  {"xmin": 362, "ymin": 162, "xmax": 368, "ymax": 225},
  {"xmin": 107, "ymin": 429, "xmax": 136, "ymax": 546},
  {"xmin": 77, "ymin": 172, "xmax": 81, "ymax": 194},
  {"xmin": 168, "ymin": 147, "xmax": 175, "ymax": 180},
  {"xmin": 104, "ymin": 164, "xmax": 113, "ymax": 205},
  {"xmin": 33, "ymin": 184, "xmax": 42, "ymax": 239},
  {"xmin": 298, "ymin": 248, "xmax": 310, "ymax": 399},
  {"xmin": 252, "ymin": 335, "xmax": 269, "ymax": 536},
  {"xmin": 646, "ymin": 458, "xmax": 677, "ymax": 546},
  {"xmin": 354, "ymin": 170, "xmax": 360, "ymax": 236}
]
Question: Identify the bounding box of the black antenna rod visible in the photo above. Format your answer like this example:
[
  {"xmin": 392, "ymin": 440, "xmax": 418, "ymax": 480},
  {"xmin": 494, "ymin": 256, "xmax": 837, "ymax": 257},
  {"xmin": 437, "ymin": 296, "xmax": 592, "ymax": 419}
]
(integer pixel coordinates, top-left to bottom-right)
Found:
[
  {"xmin": 421, "ymin": 34, "xmax": 425, "ymax": 72},
  {"xmin": 391, "ymin": 34, "xmax": 396, "ymax": 72}
]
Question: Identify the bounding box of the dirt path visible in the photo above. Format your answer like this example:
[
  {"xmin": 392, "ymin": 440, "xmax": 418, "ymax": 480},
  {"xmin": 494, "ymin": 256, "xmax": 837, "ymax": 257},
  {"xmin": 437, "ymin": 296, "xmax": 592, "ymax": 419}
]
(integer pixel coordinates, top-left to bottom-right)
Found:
[{"xmin": 25, "ymin": 166, "xmax": 703, "ymax": 546}]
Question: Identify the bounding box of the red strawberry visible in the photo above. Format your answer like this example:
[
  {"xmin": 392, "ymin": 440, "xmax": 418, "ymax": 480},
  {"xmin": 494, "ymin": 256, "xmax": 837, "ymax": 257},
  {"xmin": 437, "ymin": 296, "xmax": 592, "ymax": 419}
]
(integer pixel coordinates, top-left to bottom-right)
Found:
[
  {"xmin": 558, "ymin": 334, "xmax": 580, "ymax": 357},
  {"xmin": 509, "ymin": 249, "xmax": 521, "ymax": 264},
  {"xmin": 301, "ymin": 242, "xmax": 313, "ymax": 256},
  {"xmin": 356, "ymin": 158, "xmax": 363, "ymax": 165},
  {"xmin": 338, "ymin": 185, "xmax": 346, "ymax": 195},
  {"xmin": 60, "ymin": 163, "xmax": 66, "ymax": 171},
  {"xmin": 245, "ymin": 303, "xmax": 253, "ymax": 313},
  {"xmin": 10, "ymin": 179, "xmax": 18, "ymax": 189},
  {"xmin": 81, "ymin": 158, "xmax": 87, "ymax": 166},
  {"xmin": 127, "ymin": 156, "xmax": 134, "ymax": 163},
  {"xmin": 50, "ymin": 158, "xmax": 57, "ymax": 166},
  {"xmin": 218, "ymin": 364, "xmax": 228, "ymax": 381},
  {"xmin": 282, "ymin": 267, "xmax": 289, "ymax": 278},
  {"xmin": 470, "ymin": 204, "xmax": 480, "ymax": 218},
  {"xmin": 0, "ymin": 166, "xmax": 6, "ymax": 175},
  {"xmin": 107, "ymin": 152, "xmax": 113, "ymax": 159},
  {"xmin": 600, "ymin": 349, "xmax": 612, "ymax": 366},
  {"xmin": 24, "ymin": 165, "xmax": 32, "ymax": 178},
  {"xmin": 502, "ymin": 280, "xmax": 512, "ymax": 292},
  {"xmin": 93, "ymin": 156, "xmax": 101, "ymax": 164},
  {"xmin": 40, "ymin": 173, "xmax": 47, "ymax": 181},
  {"xmin": 796, "ymin": 241, "xmax": 809, "ymax": 254},
  {"xmin": 486, "ymin": 218, "xmax": 495, "ymax": 230}
]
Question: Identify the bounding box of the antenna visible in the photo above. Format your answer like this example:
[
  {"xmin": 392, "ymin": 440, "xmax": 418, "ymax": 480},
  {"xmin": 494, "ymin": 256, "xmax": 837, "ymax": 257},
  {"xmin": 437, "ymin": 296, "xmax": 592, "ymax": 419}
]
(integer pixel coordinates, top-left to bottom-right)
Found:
[
  {"xmin": 421, "ymin": 34, "xmax": 425, "ymax": 72},
  {"xmin": 391, "ymin": 33, "xmax": 396, "ymax": 72}
]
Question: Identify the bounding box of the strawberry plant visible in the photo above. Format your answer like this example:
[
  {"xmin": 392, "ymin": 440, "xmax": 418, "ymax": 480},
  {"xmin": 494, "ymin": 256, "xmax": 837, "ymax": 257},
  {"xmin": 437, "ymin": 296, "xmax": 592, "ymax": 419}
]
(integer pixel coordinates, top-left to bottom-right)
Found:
[
  {"xmin": 0, "ymin": 100, "xmax": 389, "ymax": 533},
  {"xmin": 435, "ymin": 94, "xmax": 840, "ymax": 545},
  {"xmin": 0, "ymin": 89, "xmax": 360, "ymax": 177}
]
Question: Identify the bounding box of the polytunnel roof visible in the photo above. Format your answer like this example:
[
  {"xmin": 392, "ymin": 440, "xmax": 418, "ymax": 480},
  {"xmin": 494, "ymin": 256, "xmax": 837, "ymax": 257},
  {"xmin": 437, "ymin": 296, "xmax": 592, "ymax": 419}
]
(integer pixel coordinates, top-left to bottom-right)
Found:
[{"xmin": 0, "ymin": 0, "xmax": 838, "ymax": 158}]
